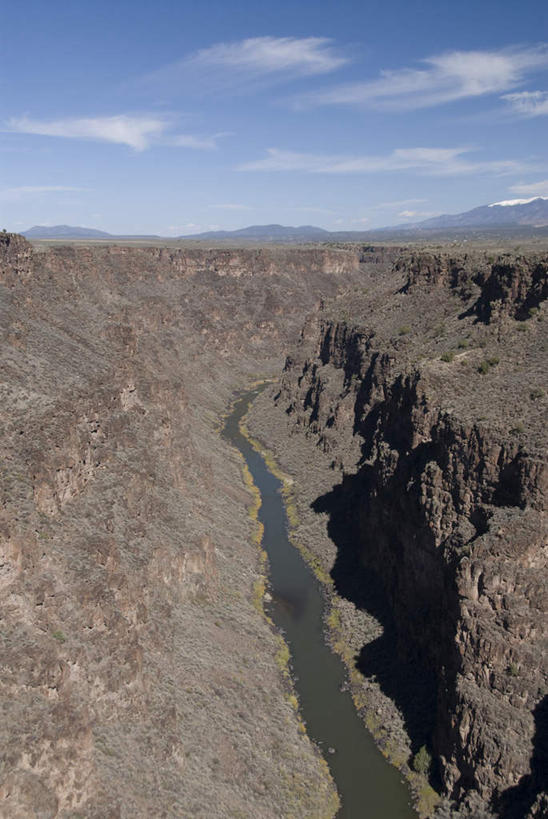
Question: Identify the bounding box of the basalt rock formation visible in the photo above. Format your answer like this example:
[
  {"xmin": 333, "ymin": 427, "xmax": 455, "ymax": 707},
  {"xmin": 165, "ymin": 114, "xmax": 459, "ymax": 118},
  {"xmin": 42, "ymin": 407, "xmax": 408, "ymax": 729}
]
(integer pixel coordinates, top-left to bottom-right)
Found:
[
  {"xmin": 259, "ymin": 249, "xmax": 547, "ymax": 817},
  {"xmin": 0, "ymin": 233, "xmax": 377, "ymax": 817}
]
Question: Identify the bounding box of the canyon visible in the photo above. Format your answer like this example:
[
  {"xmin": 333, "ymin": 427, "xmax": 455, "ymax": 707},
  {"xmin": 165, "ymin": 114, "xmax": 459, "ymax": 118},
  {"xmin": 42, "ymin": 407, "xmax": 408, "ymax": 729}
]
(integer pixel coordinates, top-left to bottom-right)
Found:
[
  {"xmin": 248, "ymin": 248, "xmax": 547, "ymax": 817},
  {"xmin": 0, "ymin": 233, "xmax": 546, "ymax": 817}
]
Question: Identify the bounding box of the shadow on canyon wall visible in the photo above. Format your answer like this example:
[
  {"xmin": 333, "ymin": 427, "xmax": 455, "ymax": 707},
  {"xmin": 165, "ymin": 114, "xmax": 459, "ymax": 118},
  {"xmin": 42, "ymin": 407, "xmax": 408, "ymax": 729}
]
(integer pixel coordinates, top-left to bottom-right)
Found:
[
  {"xmin": 494, "ymin": 695, "xmax": 548, "ymax": 819},
  {"xmin": 311, "ymin": 472, "xmax": 440, "ymax": 776},
  {"xmin": 312, "ymin": 469, "xmax": 547, "ymax": 817}
]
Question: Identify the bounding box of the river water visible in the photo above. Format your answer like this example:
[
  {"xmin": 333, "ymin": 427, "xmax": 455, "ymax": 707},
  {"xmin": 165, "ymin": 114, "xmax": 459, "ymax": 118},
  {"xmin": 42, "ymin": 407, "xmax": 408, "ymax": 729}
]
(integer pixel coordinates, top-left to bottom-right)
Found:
[{"xmin": 223, "ymin": 386, "xmax": 417, "ymax": 819}]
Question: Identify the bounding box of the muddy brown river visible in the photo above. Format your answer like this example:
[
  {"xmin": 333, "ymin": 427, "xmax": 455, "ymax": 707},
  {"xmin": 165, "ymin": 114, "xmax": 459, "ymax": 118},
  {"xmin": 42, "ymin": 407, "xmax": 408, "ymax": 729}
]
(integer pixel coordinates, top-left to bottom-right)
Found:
[{"xmin": 223, "ymin": 386, "xmax": 417, "ymax": 819}]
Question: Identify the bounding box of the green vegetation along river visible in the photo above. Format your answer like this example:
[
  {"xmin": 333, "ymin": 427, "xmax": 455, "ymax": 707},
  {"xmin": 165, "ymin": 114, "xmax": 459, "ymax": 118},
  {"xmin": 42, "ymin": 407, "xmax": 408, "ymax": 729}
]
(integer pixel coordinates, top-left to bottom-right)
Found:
[{"xmin": 223, "ymin": 386, "xmax": 417, "ymax": 819}]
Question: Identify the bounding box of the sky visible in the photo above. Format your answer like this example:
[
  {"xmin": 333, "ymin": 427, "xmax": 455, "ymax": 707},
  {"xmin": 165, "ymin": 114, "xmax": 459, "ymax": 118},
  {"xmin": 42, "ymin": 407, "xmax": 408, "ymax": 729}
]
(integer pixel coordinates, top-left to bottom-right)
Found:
[{"xmin": 2, "ymin": 0, "xmax": 548, "ymax": 234}]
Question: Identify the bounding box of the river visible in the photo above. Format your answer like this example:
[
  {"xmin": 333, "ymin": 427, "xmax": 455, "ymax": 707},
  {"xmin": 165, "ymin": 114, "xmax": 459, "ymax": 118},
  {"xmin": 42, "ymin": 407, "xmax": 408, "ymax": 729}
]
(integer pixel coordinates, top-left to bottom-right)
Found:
[{"xmin": 223, "ymin": 386, "xmax": 417, "ymax": 819}]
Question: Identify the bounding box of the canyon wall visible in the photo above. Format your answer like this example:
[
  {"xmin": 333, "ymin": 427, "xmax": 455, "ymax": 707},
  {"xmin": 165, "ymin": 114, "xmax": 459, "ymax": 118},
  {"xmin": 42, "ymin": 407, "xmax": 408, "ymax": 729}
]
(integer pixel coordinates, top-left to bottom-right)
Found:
[
  {"xmin": 0, "ymin": 234, "xmax": 373, "ymax": 817},
  {"xmin": 250, "ymin": 249, "xmax": 547, "ymax": 817}
]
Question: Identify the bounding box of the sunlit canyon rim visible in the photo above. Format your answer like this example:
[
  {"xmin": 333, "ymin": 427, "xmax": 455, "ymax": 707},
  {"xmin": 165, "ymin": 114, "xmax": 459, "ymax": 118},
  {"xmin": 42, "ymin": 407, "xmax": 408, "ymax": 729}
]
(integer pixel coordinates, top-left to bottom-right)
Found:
[{"xmin": 0, "ymin": 233, "xmax": 546, "ymax": 818}]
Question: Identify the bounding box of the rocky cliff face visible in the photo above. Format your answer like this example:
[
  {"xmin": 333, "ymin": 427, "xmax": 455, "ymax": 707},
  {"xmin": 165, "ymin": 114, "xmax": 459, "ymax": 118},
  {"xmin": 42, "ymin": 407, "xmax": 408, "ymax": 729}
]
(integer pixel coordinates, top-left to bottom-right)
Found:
[
  {"xmin": 0, "ymin": 234, "xmax": 373, "ymax": 817},
  {"xmin": 272, "ymin": 250, "xmax": 547, "ymax": 816}
]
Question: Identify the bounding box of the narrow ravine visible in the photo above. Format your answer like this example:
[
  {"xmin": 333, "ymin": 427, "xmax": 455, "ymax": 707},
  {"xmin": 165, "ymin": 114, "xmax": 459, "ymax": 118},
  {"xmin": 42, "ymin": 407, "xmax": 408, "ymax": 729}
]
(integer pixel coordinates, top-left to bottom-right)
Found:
[{"xmin": 223, "ymin": 386, "xmax": 417, "ymax": 819}]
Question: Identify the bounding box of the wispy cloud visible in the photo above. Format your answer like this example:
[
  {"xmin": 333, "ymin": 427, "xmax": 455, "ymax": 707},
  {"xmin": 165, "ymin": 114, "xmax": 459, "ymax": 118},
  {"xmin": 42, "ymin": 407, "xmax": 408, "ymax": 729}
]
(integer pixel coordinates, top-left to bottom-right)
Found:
[
  {"xmin": 167, "ymin": 133, "xmax": 227, "ymax": 150},
  {"xmin": 190, "ymin": 36, "xmax": 347, "ymax": 75},
  {"xmin": 503, "ymin": 90, "xmax": 548, "ymax": 116},
  {"xmin": 238, "ymin": 146, "xmax": 532, "ymax": 176},
  {"xmin": 509, "ymin": 179, "xmax": 548, "ymax": 196},
  {"xmin": 7, "ymin": 115, "xmax": 164, "ymax": 150},
  {"xmin": 6, "ymin": 115, "xmax": 224, "ymax": 151},
  {"xmin": 292, "ymin": 44, "xmax": 548, "ymax": 110},
  {"xmin": 0, "ymin": 185, "xmax": 86, "ymax": 201},
  {"xmin": 142, "ymin": 36, "xmax": 348, "ymax": 95}
]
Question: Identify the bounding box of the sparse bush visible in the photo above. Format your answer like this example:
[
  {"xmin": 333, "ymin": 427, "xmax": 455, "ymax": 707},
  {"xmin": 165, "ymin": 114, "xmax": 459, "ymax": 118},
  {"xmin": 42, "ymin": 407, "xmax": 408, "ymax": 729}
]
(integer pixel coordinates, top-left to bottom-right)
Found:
[
  {"xmin": 508, "ymin": 662, "xmax": 520, "ymax": 677},
  {"xmin": 530, "ymin": 388, "xmax": 545, "ymax": 400},
  {"xmin": 440, "ymin": 351, "xmax": 454, "ymax": 363},
  {"xmin": 457, "ymin": 339, "xmax": 468, "ymax": 349},
  {"xmin": 398, "ymin": 325, "xmax": 411, "ymax": 336},
  {"xmin": 510, "ymin": 423, "xmax": 525, "ymax": 435},
  {"xmin": 413, "ymin": 745, "xmax": 432, "ymax": 776},
  {"xmin": 528, "ymin": 306, "xmax": 539, "ymax": 318},
  {"xmin": 478, "ymin": 357, "xmax": 499, "ymax": 374},
  {"xmin": 52, "ymin": 630, "xmax": 66, "ymax": 643}
]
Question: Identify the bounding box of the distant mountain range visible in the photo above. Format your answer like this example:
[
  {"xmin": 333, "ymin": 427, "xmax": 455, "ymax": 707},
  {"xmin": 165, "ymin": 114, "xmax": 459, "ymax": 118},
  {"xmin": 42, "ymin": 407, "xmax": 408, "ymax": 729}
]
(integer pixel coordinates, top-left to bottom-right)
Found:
[
  {"xmin": 23, "ymin": 225, "xmax": 114, "ymax": 239},
  {"xmin": 397, "ymin": 196, "xmax": 548, "ymax": 231},
  {"xmin": 21, "ymin": 197, "xmax": 548, "ymax": 241},
  {"xmin": 181, "ymin": 224, "xmax": 331, "ymax": 241}
]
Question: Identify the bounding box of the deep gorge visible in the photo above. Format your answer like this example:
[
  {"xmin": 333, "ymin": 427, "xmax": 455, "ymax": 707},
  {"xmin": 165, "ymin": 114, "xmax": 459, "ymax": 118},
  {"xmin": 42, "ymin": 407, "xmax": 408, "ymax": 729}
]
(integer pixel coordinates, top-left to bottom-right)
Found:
[{"xmin": 0, "ymin": 234, "xmax": 546, "ymax": 817}]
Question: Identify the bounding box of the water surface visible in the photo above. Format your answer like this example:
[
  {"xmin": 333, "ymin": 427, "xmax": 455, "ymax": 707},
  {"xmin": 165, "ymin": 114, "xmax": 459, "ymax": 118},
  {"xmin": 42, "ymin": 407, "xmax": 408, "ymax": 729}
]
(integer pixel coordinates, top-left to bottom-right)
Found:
[{"xmin": 223, "ymin": 386, "xmax": 417, "ymax": 819}]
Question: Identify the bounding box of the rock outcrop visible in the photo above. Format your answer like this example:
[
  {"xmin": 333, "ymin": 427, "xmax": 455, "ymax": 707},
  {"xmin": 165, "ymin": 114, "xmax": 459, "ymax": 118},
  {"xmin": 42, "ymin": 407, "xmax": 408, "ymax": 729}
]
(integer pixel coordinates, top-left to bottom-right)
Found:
[{"xmin": 264, "ymin": 249, "xmax": 547, "ymax": 817}]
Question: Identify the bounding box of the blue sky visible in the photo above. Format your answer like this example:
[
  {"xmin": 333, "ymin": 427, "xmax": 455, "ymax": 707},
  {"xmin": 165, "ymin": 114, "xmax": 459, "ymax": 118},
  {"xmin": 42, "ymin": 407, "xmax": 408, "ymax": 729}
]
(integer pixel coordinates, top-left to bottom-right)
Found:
[{"xmin": 2, "ymin": 0, "xmax": 548, "ymax": 234}]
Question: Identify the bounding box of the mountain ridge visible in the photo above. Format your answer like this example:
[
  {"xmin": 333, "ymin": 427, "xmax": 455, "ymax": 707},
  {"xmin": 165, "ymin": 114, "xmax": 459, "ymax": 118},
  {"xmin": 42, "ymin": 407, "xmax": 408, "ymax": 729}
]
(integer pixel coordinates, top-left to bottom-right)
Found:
[{"xmin": 20, "ymin": 197, "xmax": 548, "ymax": 241}]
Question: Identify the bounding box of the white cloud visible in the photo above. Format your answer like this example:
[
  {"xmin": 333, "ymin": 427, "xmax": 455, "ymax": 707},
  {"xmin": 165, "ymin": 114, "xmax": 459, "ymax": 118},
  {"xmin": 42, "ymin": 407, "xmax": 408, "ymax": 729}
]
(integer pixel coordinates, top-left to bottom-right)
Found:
[
  {"xmin": 503, "ymin": 90, "xmax": 548, "ymax": 116},
  {"xmin": 8, "ymin": 115, "xmax": 165, "ymax": 150},
  {"xmin": 509, "ymin": 179, "xmax": 548, "ymax": 197},
  {"xmin": 6, "ymin": 115, "xmax": 223, "ymax": 151},
  {"xmin": 238, "ymin": 146, "xmax": 531, "ymax": 176},
  {"xmin": 190, "ymin": 36, "xmax": 347, "ymax": 75},
  {"xmin": 293, "ymin": 45, "xmax": 548, "ymax": 110},
  {"xmin": 142, "ymin": 37, "xmax": 348, "ymax": 95},
  {"xmin": 0, "ymin": 185, "xmax": 86, "ymax": 201}
]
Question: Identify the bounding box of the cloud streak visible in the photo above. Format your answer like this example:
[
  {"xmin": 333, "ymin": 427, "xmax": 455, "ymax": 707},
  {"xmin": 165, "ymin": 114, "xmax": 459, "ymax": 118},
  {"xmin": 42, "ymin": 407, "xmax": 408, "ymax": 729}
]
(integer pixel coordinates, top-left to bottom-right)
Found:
[
  {"xmin": 509, "ymin": 179, "xmax": 548, "ymax": 197},
  {"xmin": 292, "ymin": 45, "xmax": 548, "ymax": 110},
  {"xmin": 189, "ymin": 36, "xmax": 347, "ymax": 75},
  {"xmin": 142, "ymin": 36, "xmax": 348, "ymax": 95},
  {"xmin": 503, "ymin": 90, "xmax": 548, "ymax": 116},
  {"xmin": 238, "ymin": 146, "xmax": 532, "ymax": 176},
  {"xmin": 6, "ymin": 115, "xmax": 224, "ymax": 151}
]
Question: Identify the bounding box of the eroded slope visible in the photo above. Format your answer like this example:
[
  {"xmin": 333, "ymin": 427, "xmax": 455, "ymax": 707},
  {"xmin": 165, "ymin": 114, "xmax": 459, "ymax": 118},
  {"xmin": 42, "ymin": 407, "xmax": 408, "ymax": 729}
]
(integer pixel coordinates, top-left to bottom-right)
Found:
[{"xmin": 0, "ymin": 234, "xmax": 372, "ymax": 817}]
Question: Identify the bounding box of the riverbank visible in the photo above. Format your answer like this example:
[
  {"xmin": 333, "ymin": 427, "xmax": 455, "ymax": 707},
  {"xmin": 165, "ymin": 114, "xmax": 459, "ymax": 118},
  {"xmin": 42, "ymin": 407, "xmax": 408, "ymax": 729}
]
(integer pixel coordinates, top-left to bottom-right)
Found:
[
  {"xmin": 245, "ymin": 384, "xmax": 440, "ymax": 818},
  {"xmin": 226, "ymin": 386, "xmax": 417, "ymax": 819}
]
